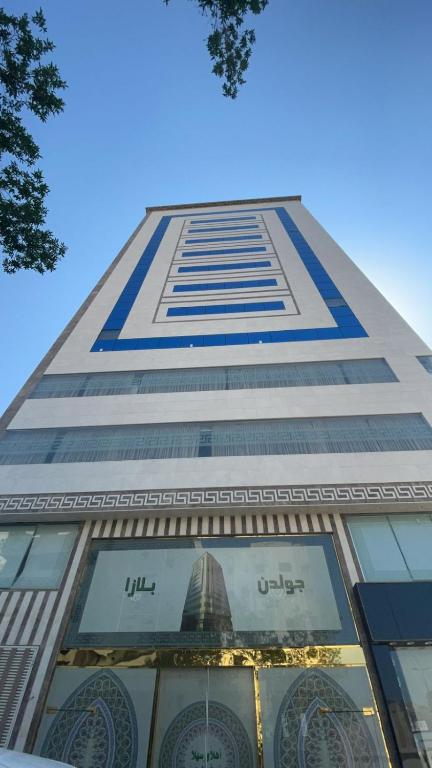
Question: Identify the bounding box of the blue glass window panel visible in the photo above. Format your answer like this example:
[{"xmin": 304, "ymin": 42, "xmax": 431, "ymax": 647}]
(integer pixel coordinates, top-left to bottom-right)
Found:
[
  {"xmin": 172, "ymin": 279, "xmax": 277, "ymax": 292},
  {"xmin": 247, "ymin": 332, "xmax": 273, "ymax": 344},
  {"xmin": 185, "ymin": 234, "xmax": 263, "ymax": 244},
  {"xmin": 325, "ymin": 298, "xmax": 348, "ymax": 307},
  {"xmin": 224, "ymin": 333, "xmax": 250, "ymax": 345},
  {"xmin": 181, "ymin": 247, "xmax": 267, "ymax": 258},
  {"xmin": 167, "ymin": 301, "xmax": 285, "ymax": 316},
  {"xmin": 190, "ymin": 216, "xmax": 257, "ymax": 225},
  {"xmin": 178, "ymin": 260, "xmax": 272, "ymax": 273},
  {"xmin": 187, "ymin": 225, "xmax": 260, "ymax": 233},
  {"xmin": 200, "ymin": 334, "xmax": 227, "ymax": 346},
  {"xmin": 340, "ymin": 326, "xmax": 367, "ymax": 338},
  {"xmin": 418, "ymin": 356, "xmax": 432, "ymax": 374},
  {"xmin": 1, "ymin": 413, "xmax": 432, "ymax": 465}
]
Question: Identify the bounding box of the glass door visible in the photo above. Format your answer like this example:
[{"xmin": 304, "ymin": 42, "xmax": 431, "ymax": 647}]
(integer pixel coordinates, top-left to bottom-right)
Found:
[
  {"xmin": 150, "ymin": 668, "xmax": 259, "ymax": 768},
  {"xmin": 393, "ymin": 647, "xmax": 432, "ymax": 768}
]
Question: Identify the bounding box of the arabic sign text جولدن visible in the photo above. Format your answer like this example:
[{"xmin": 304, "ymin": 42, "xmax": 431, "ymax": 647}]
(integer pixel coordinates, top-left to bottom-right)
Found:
[
  {"xmin": 124, "ymin": 576, "xmax": 155, "ymax": 597},
  {"xmin": 258, "ymin": 575, "xmax": 305, "ymax": 595}
]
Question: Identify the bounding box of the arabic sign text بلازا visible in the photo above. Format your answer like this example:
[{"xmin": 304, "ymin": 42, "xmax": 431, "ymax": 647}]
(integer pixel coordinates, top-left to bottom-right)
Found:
[
  {"xmin": 124, "ymin": 576, "xmax": 155, "ymax": 597},
  {"xmin": 258, "ymin": 575, "xmax": 305, "ymax": 595}
]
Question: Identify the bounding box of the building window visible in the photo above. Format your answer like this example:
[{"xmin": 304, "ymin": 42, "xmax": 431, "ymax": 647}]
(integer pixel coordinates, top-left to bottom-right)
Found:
[
  {"xmin": 29, "ymin": 358, "xmax": 398, "ymax": 399},
  {"xmin": 0, "ymin": 524, "xmax": 78, "ymax": 589},
  {"xmin": 348, "ymin": 515, "xmax": 432, "ymax": 581},
  {"xmin": 418, "ymin": 356, "xmax": 432, "ymax": 375},
  {"xmin": 392, "ymin": 647, "xmax": 432, "ymax": 768},
  {"xmin": 1, "ymin": 413, "xmax": 431, "ymax": 466}
]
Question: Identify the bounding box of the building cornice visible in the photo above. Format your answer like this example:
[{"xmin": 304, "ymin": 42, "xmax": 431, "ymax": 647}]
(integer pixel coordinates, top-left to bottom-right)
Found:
[{"xmin": 145, "ymin": 195, "xmax": 302, "ymax": 213}]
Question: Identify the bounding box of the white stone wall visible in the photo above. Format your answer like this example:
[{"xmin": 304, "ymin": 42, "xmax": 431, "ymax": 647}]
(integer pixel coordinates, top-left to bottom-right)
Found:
[{"xmin": 1, "ymin": 198, "xmax": 432, "ymax": 494}]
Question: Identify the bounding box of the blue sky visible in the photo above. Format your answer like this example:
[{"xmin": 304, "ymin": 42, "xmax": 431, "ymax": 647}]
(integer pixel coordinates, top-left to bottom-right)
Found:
[{"xmin": 1, "ymin": 0, "xmax": 431, "ymax": 412}]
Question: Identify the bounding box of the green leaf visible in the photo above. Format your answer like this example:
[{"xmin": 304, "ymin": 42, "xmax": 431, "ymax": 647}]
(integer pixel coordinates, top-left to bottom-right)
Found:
[
  {"xmin": 0, "ymin": 6, "xmax": 66, "ymax": 273},
  {"xmin": 168, "ymin": 0, "xmax": 269, "ymax": 98}
]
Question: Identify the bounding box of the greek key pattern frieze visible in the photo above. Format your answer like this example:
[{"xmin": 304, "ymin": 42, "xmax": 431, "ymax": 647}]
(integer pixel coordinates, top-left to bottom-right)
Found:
[{"xmin": 1, "ymin": 482, "xmax": 432, "ymax": 516}]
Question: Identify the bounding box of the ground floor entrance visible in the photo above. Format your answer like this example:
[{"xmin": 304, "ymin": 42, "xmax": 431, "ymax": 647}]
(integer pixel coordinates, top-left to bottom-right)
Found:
[{"xmin": 35, "ymin": 647, "xmax": 389, "ymax": 768}]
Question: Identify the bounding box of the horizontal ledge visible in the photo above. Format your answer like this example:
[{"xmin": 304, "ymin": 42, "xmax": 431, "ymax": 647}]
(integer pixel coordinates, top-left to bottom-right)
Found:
[{"xmin": 146, "ymin": 195, "xmax": 302, "ymax": 213}]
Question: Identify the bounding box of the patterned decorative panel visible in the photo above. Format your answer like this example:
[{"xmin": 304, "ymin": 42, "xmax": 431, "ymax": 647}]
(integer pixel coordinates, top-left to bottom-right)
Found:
[
  {"xmin": 259, "ymin": 667, "xmax": 388, "ymax": 768},
  {"xmin": 35, "ymin": 667, "xmax": 156, "ymax": 768},
  {"xmin": 1, "ymin": 482, "xmax": 432, "ymax": 520},
  {"xmin": 41, "ymin": 670, "xmax": 138, "ymax": 767},
  {"xmin": 0, "ymin": 645, "xmax": 38, "ymax": 747},
  {"xmin": 0, "ymin": 590, "xmax": 57, "ymax": 646},
  {"xmin": 13, "ymin": 522, "xmax": 91, "ymax": 752},
  {"xmin": 88, "ymin": 512, "xmax": 332, "ymax": 539},
  {"xmin": 158, "ymin": 700, "xmax": 254, "ymax": 768},
  {"xmin": 275, "ymin": 670, "xmax": 380, "ymax": 768}
]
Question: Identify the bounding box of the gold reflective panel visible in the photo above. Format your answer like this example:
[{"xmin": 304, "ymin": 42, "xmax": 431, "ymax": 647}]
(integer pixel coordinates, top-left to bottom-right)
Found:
[
  {"xmin": 58, "ymin": 645, "xmax": 366, "ymax": 669},
  {"xmin": 253, "ymin": 667, "xmax": 264, "ymax": 766}
]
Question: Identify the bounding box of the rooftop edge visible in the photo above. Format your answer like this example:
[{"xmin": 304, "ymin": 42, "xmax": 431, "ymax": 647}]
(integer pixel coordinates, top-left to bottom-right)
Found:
[{"xmin": 146, "ymin": 195, "xmax": 302, "ymax": 213}]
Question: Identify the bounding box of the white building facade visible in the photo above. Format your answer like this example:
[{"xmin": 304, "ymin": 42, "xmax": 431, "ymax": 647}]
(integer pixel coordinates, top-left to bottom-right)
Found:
[{"xmin": 1, "ymin": 196, "xmax": 432, "ymax": 768}]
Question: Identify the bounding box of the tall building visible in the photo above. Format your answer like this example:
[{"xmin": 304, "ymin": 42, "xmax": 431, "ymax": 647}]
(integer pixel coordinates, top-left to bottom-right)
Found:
[
  {"xmin": 0, "ymin": 195, "xmax": 432, "ymax": 768},
  {"xmin": 180, "ymin": 551, "xmax": 233, "ymax": 632}
]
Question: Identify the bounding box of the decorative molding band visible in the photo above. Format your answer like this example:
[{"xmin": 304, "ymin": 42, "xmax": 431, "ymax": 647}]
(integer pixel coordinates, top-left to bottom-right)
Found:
[
  {"xmin": 1, "ymin": 482, "xmax": 432, "ymax": 520},
  {"xmin": 89, "ymin": 511, "xmax": 333, "ymax": 538}
]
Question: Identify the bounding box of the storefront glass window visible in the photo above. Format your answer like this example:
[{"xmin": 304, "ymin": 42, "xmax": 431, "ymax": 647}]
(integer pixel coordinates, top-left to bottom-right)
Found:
[
  {"xmin": 259, "ymin": 666, "xmax": 389, "ymax": 768},
  {"xmin": 0, "ymin": 523, "xmax": 78, "ymax": 589},
  {"xmin": 35, "ymin": 659, "xmax": 390, "ymax": 768},
  {"xmin": 43, "ymin": 534, "xmax": 392, "ymax": 767},
  {"xmin": 390, "ymin": 517, "xmax": 432, "ymax": 580},
  {"xmin": 348, "ymin": 515, "xmax": 432, "ymax": 581},
  {"xmin": 35, "ymin": 667, "xmax": 156, "ymax": 768},
  {"xmin": 393, "ymin": 648, "xmax": 432, "ymax": 768}
]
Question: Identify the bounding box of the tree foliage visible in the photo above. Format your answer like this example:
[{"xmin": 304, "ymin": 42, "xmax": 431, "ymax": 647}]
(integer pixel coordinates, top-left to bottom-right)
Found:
[
  {"xmin": 164, "ymin": 0, "xmax": 268, "ymax": 98},
  {"xmin": 0, "ymin": 7, "xmax": 66, "ymax": 274}
]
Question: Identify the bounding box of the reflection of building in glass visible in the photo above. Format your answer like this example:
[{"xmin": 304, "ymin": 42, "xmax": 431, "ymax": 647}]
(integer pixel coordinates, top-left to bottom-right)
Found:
[{"xmin": 181, "ymin": 552, "xmax": 233, "ymax": 632}]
